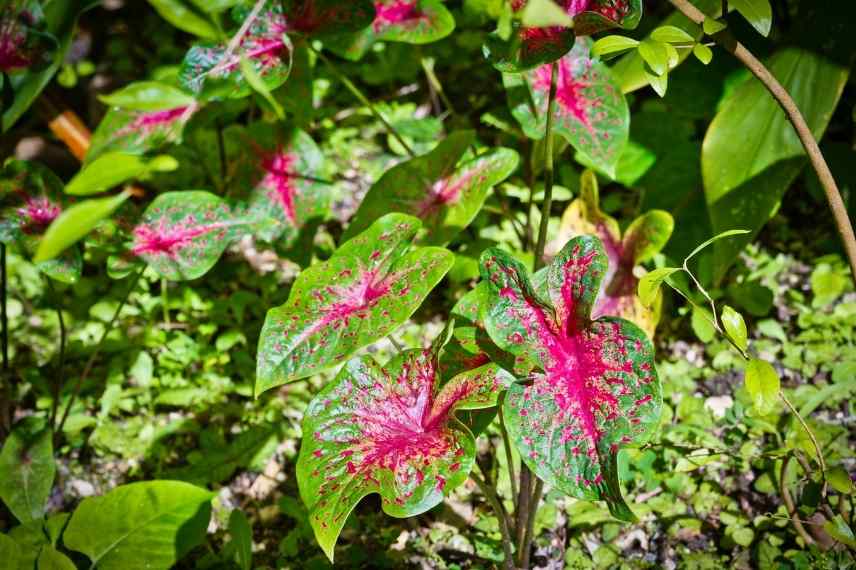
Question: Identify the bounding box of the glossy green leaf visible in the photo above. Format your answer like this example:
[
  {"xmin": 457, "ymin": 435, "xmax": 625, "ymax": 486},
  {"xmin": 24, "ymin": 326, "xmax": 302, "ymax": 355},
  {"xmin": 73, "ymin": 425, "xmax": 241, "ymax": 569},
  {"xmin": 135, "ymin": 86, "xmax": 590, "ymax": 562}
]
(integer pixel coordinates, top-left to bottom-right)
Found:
[
  {"xmin": 650, "ymin": 25, "xmax": 695, "ymax": 44},
  {"xmin": 0, "ymin": 418, "xmax": 55, "ymax": 524},
  {"xmin": 729, "ymin": 0, "xmax": 771, "ymax": 36},
  {"xmin": 638, "ymin": 267, "xmax": 679, "ymax": 308},
  {"xmin": 66, "ymin": 152, "xmax": 176, "ymax": 196},
  {"xmin": 34, "ymin": 191, "xmax": 130, "ymax": 263},
  {"xmin": 721, "ymin": 305, "xmax": 747, "ymax": 352},
  {"xmin": 0, "ymin": 160, "xmax": 82, "ymax": 282},
  {"xmin": 592, "ymin": 35, "xmax": 639, "ymax": 58},
  {"xmin": 256, "ymin": 213, "xmax": 454, "ymax": 393},
  {"xmin": 505, "ymin": 37, "xmax": 629, "ymax": 176},
  {"xmin": 37, "ymin": 546, "xmax": 76, "ymax": 570},
  {"xmin": 702, "ymin": 49, "xmax": 848, "ymax": 279},
  {"xmin": 297, "ymin": 341, "xmax": 511, "ymax": 561},
  {"xmin": 744, "ymin": 359, "xmax": 780, "ymax": 415},
  {"xmin": 98, "ymin": 80, "xmax": 197, "ymax": 112},
  {"xmin": 637, "ymin": 39, "xmax": 668, "ymax": 76},
  {"xmin": 147, "ymin": 0, "xmax": 219, "ymax": 39},
  {"xmin": 64, "ymin": 481, "xmax": 214, "ymax": 570},
  {"xmin": 345, "ymin": 132, "xmax": 519, "ymax": 245},
  {"xmin": 130, "ymin": 191, "xmax": 251, "ymax": 281},
  {"xmin": 481, "ymin": 236, "xmax": 662, "ymax": 520},
  {"xmin": 693, "ymin": 42, "xmax": 713, "ymax": 65}
]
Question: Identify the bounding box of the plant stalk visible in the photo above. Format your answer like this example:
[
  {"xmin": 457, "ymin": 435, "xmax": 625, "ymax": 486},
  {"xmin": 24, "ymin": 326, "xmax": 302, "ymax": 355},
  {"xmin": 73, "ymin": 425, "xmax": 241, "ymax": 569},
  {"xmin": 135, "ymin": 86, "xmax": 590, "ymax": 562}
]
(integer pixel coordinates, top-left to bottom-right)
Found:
[
  {"xmin": 46, "ymin": 280, "xmax": 66, "ymax": 433},
  {"xmin": 534, "ymin": 61, "xmax": 559, "ymax": 271},
  {"xmin": 161, "ymin": 278, "xmax": 170, "ymax": 326},
  {"xmin": 1, "ymin": 243, "xmax": 7, "ymax": 372},
  {"xmin": 666, "ymin": 0, "xmax": 856, "ymax": 283},
  {"xmin": 313, "ymin": 47, "xmax": 416, "ymax": 158},
  {"xmin": 520, "ymin": 479, "xmax": 545, "ymax": 569},
  {"xmin": 471, "ymin": 472, "xmax": 515, "ymax": 570}
]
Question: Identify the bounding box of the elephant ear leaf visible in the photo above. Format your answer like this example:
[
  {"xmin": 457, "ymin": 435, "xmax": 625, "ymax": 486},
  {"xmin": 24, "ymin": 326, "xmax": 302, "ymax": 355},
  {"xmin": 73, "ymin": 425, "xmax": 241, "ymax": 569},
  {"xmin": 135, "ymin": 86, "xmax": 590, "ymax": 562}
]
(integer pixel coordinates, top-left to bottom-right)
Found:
[
  {"xmin": 297, "ymin": 339, "xmax": 511, "ymax": 562},
  {"xmin": 255, "ymin": 213, "xmax": 454, "ymax": 393},
  {"xmin": 130, "ymin": 191, "xmax": 250, "ymax": 281},
  {"xmin": 480, "ymin": 235, "xmax": 662, "ymax": 521},
  {"xmin": 505, "ymin": 38, "xmax": 629, "ymax": 177}
]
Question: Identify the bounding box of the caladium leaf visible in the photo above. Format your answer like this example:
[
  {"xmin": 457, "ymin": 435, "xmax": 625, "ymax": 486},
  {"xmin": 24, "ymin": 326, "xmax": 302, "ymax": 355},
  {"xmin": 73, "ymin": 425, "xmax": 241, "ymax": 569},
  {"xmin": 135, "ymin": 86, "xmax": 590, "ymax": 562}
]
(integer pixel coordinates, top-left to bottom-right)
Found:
[
  {"xmin": 484, "ymin": 0, "xmax": 642, "ymax": 72},
  {"xmin": 297, "ymin": 341, "xmax": 511, "ymax": 562},
  {"xmin": 231, "ymin": 123, "xmax": 331, "ymax": 244},
  {"xmin": 327, "ymin": 0, "xmax": 455, "ymax": 61},
  {"xmin": 0, "ymin": 160, "xmax": 81, "ymax": 283},
  {"xmin": 480, "ymin": 235, "xmax": 662, "ymax": 520},
  {"xmin": 504, "ymin": 37, "xmax": 629, "ymax": 176},
  {"xmin": 130, "ymin": 190, "xmax": 252, "ymax": 281},
  {"xmin": 86, "ymin": 103, "xmax": 200, "ymax": 163},
  {"xmin": 0, "ymin": 1, "xmax": 54, "ymax": 73},
  {"xmin": 547, "ymin": 170, "xmax": 673, "ymax": 337},
  {"xmin": 256, "ymin": 213, "xmax": 454, "ymax": 393},
  {"xmin": 276, "ymin": 0, "xmax": 376, "ymax": 36},
  {"xmin": 344, "ymin": 131, "xmax": 520, "ymax": 245}
]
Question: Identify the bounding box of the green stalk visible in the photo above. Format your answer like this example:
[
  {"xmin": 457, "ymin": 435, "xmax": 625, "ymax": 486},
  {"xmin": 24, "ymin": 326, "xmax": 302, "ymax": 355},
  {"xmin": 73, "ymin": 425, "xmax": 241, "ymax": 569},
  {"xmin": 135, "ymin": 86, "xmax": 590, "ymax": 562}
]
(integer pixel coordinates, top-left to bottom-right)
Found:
[
  {"xmin": 471, "ymin": 471, "xmax": 515, "ymax": 570},
  {"xmin": 46, "ymin": 279, "xmax": 66, "ymax": 433},
  {"xmin": 313, "ymin": 47, "xmax": 416, "ymax": 158},
  {"xmin": 162, "ymin": 277, "xmax": 170, "ymax": 326},
  {"xmin": 534, "ymin": 61, "xmax": 559, "ymax": 271}
]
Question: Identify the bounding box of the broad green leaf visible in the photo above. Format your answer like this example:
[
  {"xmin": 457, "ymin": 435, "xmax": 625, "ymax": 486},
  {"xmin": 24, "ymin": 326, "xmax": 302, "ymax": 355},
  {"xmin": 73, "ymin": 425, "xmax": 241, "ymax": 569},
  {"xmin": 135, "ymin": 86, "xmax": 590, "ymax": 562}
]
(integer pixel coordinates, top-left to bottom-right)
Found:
[
  {"xmin": 824, "ymin": 514, "xmax": 856, "ymax": 548},
  {"xmin": 521, "ymin": 0, "xmax": 574, "ymax": 28},
  {"xmin": 592, "ymin": 35, "xmax": 639, "ymax": 58},
  {"xmin": 702, "ymin": 50, "xmax": 848, "ymax": 279},
  {"xmin": 693, "ymin": 42, "xmax": 713, "ymax": 65},
  {"xmin": 721, "ymin": 305, "xmax": 747, "ymax": 352},
  {"xmin": 744, "ymin": 359, "xmax": 779, "ymax": 415},
  {"xmin": 327, "ymin": 0, "xmax": 456, "ymax": 61},
  {"xmin": 637, "ymin": 39, "xmax": 668, "ymax": 76},
  {"xmin": 484, "ymin": 0, "xmax": 642, "ymax": 72},
  {"xmin": 650, "ymin": 25, "xmax": 695, "ymax": 44},
  {"xmin": 345, "ymin": 131, "xmax": 519, "ymax": 245},
  {"xmin": 64, "ymin": 481, "xmax": 214, "ymax": 570},
  {"xmin": 130, "ymin": 191, "xmax": 251, "ymax": 281},
  {"xmin": 86, "ymin": 103, "xmax": 200, "ymax": 163},
  {"xmin": 0, "ymin": 160, "xmax": 82, "ymax": 282},
  {"xmin": 227, "ymin": 510, "xmax": 253, "ymax": 570},
  {"xmin": 638, "ymin": 267, "xmax": 679, "ymax": 308},
  {"xmin": 0, "ymin": 533, "xmax": 21, "ymax": 568},
  {"xmin": 0, "ymin": 418, "xmax": 55, "ymax": 524},
  {"xmin": 505, "ymin": 37, "xmax": 629, "ymax": 176},
  {"xmin": 729, "ymin": 0, "xmax": 771, "ymax": 36},
  {"xmin": 256, "ymin": 213, "xmax": 454, "ymax": 393},
  {"xmin": 34, "ymin": 191, "xmax": 131, "ymax": 262},
  {"xmin": 98, "ymin": 80, "xmax": 197, "ymax": 112},
  {"xmin": 480, "ymin": 236, "xmax": 662, "ymax": 520},
  {"xmin": 297, "ymin": 344, "xmax": 511, "ymax": 561},
  {"xmin": 828, "ymin": 466, "xmax": 853, "ymax": 495},
  {"xmin": 37, "ymin": 546, "xmax": 76, "ymax": 570},
  {"xmin": 66, "ymin": 152, "xmax": 177, "ymax": 196},
  {"xmin": 147, "ymin": 0, "xmax": 218, "ymax": 39}
]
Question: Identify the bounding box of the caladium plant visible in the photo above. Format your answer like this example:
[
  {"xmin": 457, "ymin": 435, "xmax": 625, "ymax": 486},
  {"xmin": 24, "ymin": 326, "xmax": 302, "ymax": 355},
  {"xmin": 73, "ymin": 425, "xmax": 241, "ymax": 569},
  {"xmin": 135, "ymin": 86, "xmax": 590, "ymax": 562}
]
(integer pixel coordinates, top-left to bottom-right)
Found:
[
  {"xmin": 504, "ymin": 37, "xmax": 629, "ymax": 176},
  {"xmin": 548, "ymin": 170, "xmax": 673, "ymax": 337},
  {"xmin": 0, "ymin": 0, "xmax": 52, "ymax": 73},
  {"xmin": 297, "ymin": 330, "xmax": 512, "ymax": 562},
  {"xmin": 327, "ymin": 0, "xmax": 455, "ymax": 61},
  {"xmin": 128, "ymin": 190, "xmax": 255, "ymax": 281},
  {"xmin": 344, "ymin": 131, "xmax": 520, "ymax": 246},
  {"xmin": 255, "ymin": 213, "xmax": 454, "ymax": 394},
  {"xmin": 0, "ymin": 159, "xmax": 81, "ymax": 283},
  {"xmin": 484, "ymin": 0, "xmax": 642, "ymax": 72},
  {"xmin": 480, "ymin": 235, "xmax": 662, "ymax": 520}
]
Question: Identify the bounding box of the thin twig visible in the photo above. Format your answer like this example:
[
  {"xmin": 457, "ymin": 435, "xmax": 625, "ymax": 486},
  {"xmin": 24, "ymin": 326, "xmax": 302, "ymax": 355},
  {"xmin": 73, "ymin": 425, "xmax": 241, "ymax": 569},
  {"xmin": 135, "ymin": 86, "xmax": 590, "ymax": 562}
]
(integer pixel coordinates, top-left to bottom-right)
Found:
[
  {"xmin": 205, "ymin": 0, "xmax": 267, "ymax": 80},
  {"xmin": 471, "ymin": 471, "xmax": 515, "ymax": 570},
  {"xmin": 666, "ymin": 0, "xmax": 856, "ymax": 282},
  {"xmin": 780, "ymin": 455, "xmax": 815, "ymax": 546}
]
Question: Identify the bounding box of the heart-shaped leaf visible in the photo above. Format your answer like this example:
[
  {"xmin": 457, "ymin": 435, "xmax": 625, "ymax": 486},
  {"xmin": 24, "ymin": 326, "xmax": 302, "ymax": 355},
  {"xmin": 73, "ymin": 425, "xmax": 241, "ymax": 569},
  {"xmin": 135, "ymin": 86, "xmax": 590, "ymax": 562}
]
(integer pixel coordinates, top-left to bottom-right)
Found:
[
  {"xmin": 327, "ymin": 0, "xmax": 455, "ymax": 61},
  {"xmin": 480, "ymin": 235, "xmax": 662, "ymax": 520},
  {"xmin": 130, "ymin": 190, "xmax": 251, "ymax": 280},
  {"xmin": 297, "ymin": 341, "xmax": 511, "ymax": 561},
  {"xmin": 0, "ymin": 160, "xmax": 81, "ymax": 282},
  {"xmin": 345, "ymin": 131, "xmax": 520, "ymax": 245},
  {"xmin": 256, "ymin": 213, "xmax": 454, "ymax": 393},
  {"xmin": 547, "ymin": 170, "xmax": 673, "ymax": 337},
  {"xmin": 231, "ymin": 123, "xmax": 331, "ymax": 244},
  {"xmin": 504, "ymin": 38, "xmax": 629, "ymax": 176},
  {"xmin": 484, "ymin": 0, "xmax": 642, "ymax": 72},
  {"xmin": 87, "ymin": 103, "xmax": 200, "ymax": 163}
]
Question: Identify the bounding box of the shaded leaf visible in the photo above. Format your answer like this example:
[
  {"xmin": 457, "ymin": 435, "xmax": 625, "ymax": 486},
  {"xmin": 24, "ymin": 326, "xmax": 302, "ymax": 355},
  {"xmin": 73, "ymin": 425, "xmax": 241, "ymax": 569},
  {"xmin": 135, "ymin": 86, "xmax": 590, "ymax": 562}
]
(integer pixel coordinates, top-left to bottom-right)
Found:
[
  {"xmin": 0, "ymin": 418, "xmax": 55, "ymax": 524},
  {"xmin": 98, "ymin": 80, "xmax": 197, "ymax": 112},
  {"xmin": 37, "ymin": 545, "xmax": 76, "ymax": 570},
  {"xmin": 147, "ymin": 0, "xmax": 219, "ymax": 39}
]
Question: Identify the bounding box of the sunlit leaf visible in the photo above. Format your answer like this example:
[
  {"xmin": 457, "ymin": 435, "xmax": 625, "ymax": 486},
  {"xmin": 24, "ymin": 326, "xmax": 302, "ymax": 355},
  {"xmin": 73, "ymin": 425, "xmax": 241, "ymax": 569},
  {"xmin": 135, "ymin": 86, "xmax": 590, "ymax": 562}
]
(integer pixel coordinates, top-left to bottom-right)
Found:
[
  {"xmin": 98, "ymin": 80, "xmax": 197, "ymax": 112},
  {"xmin": 256, "ymin": 213, "xmax": 454, "ymax": 393},
  {"xmin": 66, "ymin": 152, "xmax": 177, "ymax": 196},
  {"xmin": 744, "ymin": 358, "xmax": 779, "ymax": 415},
  {"xmin": 147, "ymin": 0, "xmax": 219, "ymax": 39},
  {"xmin": 720, "ymin": 305, "xmax": 747, "ymax": 352},
  {"xmin": 480, "ymin": 235, "xmax": 662, "ymax": 520}
]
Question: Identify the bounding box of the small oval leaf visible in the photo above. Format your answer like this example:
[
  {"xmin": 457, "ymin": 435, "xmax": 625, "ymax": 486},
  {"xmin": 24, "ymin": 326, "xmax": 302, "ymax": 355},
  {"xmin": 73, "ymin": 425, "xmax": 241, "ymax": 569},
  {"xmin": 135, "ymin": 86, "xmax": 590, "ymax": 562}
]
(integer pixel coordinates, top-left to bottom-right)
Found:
[
  {"xmin": 744, "ymin": 358, "xmax": 780, "ymax": 415},
  {"xmin": 721, "ymin": 305, "xmax": 747, "ymax": 352}
]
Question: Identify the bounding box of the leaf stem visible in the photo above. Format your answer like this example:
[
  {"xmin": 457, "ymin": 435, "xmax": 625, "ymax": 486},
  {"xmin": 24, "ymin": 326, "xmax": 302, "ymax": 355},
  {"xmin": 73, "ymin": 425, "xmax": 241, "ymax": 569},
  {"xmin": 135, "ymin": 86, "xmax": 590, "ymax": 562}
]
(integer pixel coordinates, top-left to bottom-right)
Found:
[
  {"xmin": 161, "ymin": 278, "xmax": 170, "ymax": 326},
  {"xmin": 471, "ymin": 471, "xmax": 515, "ymax": 570},
  {"xmin": 55, "ymin": 267, "xmax": 144, "ymax": 444},
  {"xmin": 666, "ymin": 0, "xmax": 856, "ymax": 283},
  {"xmin": 420, "ymin": 56, "xmax": 456, "ymax": 117},
  {"xmin": 534, "ymin": 61, "xmax": 559, "ymax": 271},
  {"xmin": 780, "ymin": 454, "xmax": 815, "ymax": 546},
  {"xmin": 498, "ymin": 393, "xmax": 518, "ymax": 506},
  {"xmin": 312, "ymin": 47, "xmax": 416, "ymax": 158},
  {"xmin": 46, "ymin": 280, "xmax": 66, "ymax": 434},
  {"xmin": 780, "ymin": 392, "xmax": 827, "ymax": 497},
  {"xmin": 520, "ymin": 479, "xmax": 544, "ymax": 569}
]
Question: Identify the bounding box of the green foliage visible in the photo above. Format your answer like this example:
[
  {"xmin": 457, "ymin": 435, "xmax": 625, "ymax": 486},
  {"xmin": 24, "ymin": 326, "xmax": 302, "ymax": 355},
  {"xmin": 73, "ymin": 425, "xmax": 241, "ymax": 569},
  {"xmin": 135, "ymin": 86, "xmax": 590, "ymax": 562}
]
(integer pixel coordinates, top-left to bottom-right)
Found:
[{"xmin": 0, "ymin": 418, "xmax": 55, "ymax": 524}]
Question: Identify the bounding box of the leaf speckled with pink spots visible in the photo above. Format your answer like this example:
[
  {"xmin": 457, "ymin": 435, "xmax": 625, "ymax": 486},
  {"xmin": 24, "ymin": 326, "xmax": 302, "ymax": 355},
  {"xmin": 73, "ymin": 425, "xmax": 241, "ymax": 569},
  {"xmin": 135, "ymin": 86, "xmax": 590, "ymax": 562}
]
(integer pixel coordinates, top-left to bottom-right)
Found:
[
  {"xmin": 505, "ymin": 37, "xmax": 629, "ymax": 177},
  {"xmin": 297, "ymin": 338, "xmax": 511, "ymax": 561},
  {"xmin": 255, "ymin": 213, "xmax": 454, "ymax": 394},
  {"xmin": 87, "ymin": 104, "xmax": 199, "ymax": 163},
  {"xmin": 480, "ymin": 235, "xmax": 661, "ymax": 520}
]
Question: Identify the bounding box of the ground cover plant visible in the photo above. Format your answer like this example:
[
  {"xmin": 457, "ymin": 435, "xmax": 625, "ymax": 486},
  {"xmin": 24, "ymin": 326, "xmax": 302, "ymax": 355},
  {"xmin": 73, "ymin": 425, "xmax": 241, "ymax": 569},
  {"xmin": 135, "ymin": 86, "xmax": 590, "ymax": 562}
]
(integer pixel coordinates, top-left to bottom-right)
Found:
[{"xmin": 0, "ymin": 0, "xmax": 854, "ymax": 568}]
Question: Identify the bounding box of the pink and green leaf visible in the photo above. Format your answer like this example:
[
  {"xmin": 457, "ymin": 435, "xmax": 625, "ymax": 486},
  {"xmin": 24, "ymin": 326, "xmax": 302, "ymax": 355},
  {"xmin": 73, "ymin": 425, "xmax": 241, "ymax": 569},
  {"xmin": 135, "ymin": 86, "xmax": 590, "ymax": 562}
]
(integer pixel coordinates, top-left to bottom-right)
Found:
[
  {"xmin": 327, "ymin": 0, "xmax": 455, "ymax": 61},
  {"xmin": 0, "ymin": 1, "xmax": 53, "ymax": 73},
  {"xmin": 480, "ymin": 235, "xmax": 662, "ymax": 520},
  {"xmin": 276, "ymin": 0, "xmax": 376, "ymax": 36},
  {"xmin": 345, "ymin": 131, "xmax": 520, "ymax": 245},
  {"xmin": 130, "ymin": 190, "xmax": 251, "ymax": 281},
  {"xmin": 256, "ymin": 213, "xmax": 454, "ymax": 393},
  {"xmin": 504, "ymin": 37, "xmax": 629, "ymax": 177},
  {"xmin": 297, "ymin": 340, "xmax": 509, "ymax": 561},
  {"xmin": 484, "ymin": 0, "xmax": 642, "ymax": 72},
  {"xmin": 86, "ymin": 103, "xmax": 199, "ymax": 163},
  {"xmin": 0, "ymin": 160, "xmax": 81, "ymax": 283}
]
